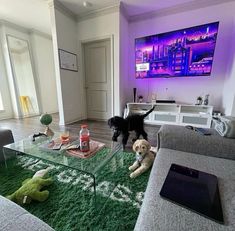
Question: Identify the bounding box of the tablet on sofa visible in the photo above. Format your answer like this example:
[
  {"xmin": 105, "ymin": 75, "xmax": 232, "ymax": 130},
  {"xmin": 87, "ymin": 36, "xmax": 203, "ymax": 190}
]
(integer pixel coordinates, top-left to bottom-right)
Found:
[{"xmin": 160, "ymin": 163, "xmax": 224, "ymax": 224}]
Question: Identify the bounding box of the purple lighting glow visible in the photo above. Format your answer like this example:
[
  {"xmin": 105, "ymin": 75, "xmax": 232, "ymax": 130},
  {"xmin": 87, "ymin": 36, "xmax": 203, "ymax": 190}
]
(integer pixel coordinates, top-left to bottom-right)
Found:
[{"xmin": 135, "ymin": 22, "xmax": 219, "ymax": 78}]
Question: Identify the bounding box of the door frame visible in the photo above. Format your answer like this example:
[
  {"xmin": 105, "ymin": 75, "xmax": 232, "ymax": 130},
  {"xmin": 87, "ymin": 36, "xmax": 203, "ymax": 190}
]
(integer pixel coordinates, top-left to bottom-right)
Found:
[{"xmin": 80, "ymin": 35, "xmax": 114, "ymax": 119}]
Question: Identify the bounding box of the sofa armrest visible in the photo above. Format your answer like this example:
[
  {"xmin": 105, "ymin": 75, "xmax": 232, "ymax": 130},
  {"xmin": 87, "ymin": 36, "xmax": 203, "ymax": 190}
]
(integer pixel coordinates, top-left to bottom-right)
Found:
[
  {"xmin": 157, "ymin": 125, "xmax": 235, "ymax": 160},
  {"xmin": 0, "ymin": 129, "xmax": 14, "ymax": 163}
]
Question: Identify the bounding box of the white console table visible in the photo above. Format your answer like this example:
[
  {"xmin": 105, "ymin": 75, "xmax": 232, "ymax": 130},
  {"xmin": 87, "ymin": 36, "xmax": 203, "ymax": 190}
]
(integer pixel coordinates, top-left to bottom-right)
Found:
[{"xmin": 125, "ymin": 103, "xmax": 213, "ymax": 128}]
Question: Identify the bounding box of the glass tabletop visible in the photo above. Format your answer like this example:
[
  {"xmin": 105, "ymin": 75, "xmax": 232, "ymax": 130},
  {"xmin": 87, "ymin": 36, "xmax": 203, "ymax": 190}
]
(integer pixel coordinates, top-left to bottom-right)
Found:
[{"xmin": 3, "ymin": 134, "xmax": 122, "ymax": 177}]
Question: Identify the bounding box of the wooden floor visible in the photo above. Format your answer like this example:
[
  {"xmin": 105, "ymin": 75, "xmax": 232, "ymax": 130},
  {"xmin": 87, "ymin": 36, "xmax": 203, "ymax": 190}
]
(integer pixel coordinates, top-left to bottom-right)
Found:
[{"xmin": 0, "ymin": 114, "xmax": 160, "ymax": 151}]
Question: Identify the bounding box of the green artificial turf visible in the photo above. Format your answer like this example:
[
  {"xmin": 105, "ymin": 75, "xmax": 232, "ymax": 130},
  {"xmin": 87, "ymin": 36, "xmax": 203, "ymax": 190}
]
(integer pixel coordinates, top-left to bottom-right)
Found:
[{"xmin": 0, "ymin": 150, "xmax": 150, "ymax": 231}]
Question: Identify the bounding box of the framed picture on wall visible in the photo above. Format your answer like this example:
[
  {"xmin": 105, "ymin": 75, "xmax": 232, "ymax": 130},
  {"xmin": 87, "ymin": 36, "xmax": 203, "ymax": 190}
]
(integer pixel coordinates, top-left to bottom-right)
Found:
[{"xmin": 58, "ymin": 49, "xmax": 78, "ymax": 72}]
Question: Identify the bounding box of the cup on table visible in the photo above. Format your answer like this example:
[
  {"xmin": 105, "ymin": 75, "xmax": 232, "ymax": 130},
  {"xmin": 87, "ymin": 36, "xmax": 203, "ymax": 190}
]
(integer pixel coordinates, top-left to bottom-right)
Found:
[{"xmin": 60, "ymin": 130, "xmax": 70, "ymax": 144}]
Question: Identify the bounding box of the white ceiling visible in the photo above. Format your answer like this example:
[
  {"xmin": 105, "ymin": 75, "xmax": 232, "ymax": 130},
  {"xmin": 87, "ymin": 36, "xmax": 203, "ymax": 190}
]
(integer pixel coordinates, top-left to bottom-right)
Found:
[
  {"xmin": 0, "ymin": 0, "xmax": 232, "ymax": 35},
  {"xmin": 121, "ymin": 0, "xmax": 196, "ymax": 16},
  {"xmin": 0, "ymin": 0, "xmax": 51, "ymax": 34},
  {"xmin": 58, "ymin": 0, "xmax": 120, "ymax": 16},
  {"xmin": 59, "ymin": 0, "xmax": 196, "ymax": 17}
]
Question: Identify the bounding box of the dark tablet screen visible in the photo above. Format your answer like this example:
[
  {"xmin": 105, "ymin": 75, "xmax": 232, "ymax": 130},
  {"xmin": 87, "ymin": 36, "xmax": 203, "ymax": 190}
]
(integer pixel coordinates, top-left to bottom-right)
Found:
[{"xmin": 160, "ymin": 164, "xmax": 224, "ymax": 223}]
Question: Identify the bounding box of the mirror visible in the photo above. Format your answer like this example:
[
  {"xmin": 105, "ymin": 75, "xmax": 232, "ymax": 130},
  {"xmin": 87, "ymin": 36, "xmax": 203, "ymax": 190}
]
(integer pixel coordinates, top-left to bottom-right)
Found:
[
  {"xmin": 7, "ymin": 35, "xmax": 39, "ymax": 117},
  {"xmin": 0, "ymin": 91, "xmax": 3, "ymax": 110}
]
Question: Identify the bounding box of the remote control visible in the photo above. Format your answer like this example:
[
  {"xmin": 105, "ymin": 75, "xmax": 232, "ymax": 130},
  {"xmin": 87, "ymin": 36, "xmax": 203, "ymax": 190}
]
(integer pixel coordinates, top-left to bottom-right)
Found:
[
  {"xmin": 66, "ymin": 144, "xmax": 80, "ymax": 150},
  {"xmin": 52, "ymin": 142, "xmax": 62, "ymax": 150},
  {"xmin": 195, "ymin": 127, "xmax": 211, "ymax": 136}
]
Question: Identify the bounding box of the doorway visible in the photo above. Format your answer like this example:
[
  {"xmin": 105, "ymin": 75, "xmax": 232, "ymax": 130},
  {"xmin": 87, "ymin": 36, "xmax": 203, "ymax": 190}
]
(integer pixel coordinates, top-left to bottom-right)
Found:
[{"xmin": 83, "ymin": 39, "xmax": 112, "ymax": 120}]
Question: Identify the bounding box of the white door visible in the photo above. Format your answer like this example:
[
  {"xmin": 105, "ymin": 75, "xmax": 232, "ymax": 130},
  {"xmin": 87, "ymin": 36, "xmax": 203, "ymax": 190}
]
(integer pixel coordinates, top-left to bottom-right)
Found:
[{"xmin": 84, "ymin": 39, "xmax": 112, "ymax": 120}]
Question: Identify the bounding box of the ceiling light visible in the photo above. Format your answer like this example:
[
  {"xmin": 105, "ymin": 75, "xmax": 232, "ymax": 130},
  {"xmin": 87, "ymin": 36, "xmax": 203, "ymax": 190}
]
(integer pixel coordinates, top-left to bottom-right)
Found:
[{"xmin": 83, "ymin": 1, "xmax": 92, "ymax": 8}]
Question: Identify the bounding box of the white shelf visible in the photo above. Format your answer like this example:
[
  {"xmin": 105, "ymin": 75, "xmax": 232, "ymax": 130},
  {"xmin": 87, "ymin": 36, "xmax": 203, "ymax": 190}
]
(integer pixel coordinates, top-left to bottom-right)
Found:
[{"xmin": 126, "ymin": 103, "xmax": 213, "ymax": 128}]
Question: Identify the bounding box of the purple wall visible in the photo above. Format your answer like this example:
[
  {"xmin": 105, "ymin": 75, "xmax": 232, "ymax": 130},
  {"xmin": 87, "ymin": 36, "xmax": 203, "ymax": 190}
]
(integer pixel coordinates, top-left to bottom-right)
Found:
[{"xmin": 128, "ymin": 2, "xmax": 235, "ymax": 111}]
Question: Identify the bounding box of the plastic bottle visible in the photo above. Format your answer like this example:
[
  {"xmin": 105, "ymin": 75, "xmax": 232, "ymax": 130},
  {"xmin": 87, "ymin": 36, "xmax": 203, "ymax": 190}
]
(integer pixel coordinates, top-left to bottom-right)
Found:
[{"xmin": 79, "ymin": 125, "xmax": 90, "ymax": 152}]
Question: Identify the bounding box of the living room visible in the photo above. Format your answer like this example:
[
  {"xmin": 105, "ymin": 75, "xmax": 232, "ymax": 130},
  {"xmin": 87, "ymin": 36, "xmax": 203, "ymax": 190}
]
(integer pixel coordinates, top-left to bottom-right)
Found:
[
  {"xmin": 50, "ymin": 0, "xmax": 235, "ymax": 125},
  {"xmin": 0, "ymin": 0, "xmax": 235, "ymax": 230}
]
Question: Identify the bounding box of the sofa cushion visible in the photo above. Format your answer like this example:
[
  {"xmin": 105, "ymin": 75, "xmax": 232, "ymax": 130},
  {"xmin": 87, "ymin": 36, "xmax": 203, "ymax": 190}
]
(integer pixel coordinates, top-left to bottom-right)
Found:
[
  {"xmin": 214, "ymin": 116, "xmax": 235, "ymax": 138},
  {"xmin": 135, "ymin": 148, "xmax": 235, "ymax": 231},
  {"xmin": 0, "ymin": 196, "xmax": 54, "ymax": 231},
  {"xmin": 157, "ymin": 125, "xmax": 235, "ymax": 160}
]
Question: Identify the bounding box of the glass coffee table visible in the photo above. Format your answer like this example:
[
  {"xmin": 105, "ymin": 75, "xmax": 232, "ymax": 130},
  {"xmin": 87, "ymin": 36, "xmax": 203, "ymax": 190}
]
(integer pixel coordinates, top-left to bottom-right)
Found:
[{"xmin": 3, "ymin": 134, "xmax": 123, "ymax": 208}]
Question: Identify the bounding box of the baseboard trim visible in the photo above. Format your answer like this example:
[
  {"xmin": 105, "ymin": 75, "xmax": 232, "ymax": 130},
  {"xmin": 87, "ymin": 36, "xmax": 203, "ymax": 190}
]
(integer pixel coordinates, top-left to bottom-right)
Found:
[{"xmin": 62, "ymin": 116, "xmax": 86, "ymax": 126}]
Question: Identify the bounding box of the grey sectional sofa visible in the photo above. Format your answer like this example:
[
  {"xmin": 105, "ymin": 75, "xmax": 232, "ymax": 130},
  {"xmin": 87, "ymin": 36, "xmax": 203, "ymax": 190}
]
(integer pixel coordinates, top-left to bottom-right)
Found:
[
  {"xmin": 0, "ymin": 196, "xmax": 54, "ymax": 231},
  {"xmin": 135, "ymin": 125, "xmax": 235, "ymax": 231}
]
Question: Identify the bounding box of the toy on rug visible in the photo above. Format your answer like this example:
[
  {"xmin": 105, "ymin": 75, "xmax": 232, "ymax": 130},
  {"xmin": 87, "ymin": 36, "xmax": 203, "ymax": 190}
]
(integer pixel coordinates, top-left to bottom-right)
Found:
[
  {"xmin": 129, "ymin": 139, "xmax": 156, "ymax": 178},
  {"xmin": 6, "ymin": 167, "xmax": 53, "ymax": 205}
]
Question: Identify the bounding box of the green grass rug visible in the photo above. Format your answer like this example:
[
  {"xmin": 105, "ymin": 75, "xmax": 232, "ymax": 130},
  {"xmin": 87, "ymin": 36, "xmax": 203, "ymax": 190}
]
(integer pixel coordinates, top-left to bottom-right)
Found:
[{"xmin": 0, "ymin": 150, "xmax": 150, "ymax": 231}]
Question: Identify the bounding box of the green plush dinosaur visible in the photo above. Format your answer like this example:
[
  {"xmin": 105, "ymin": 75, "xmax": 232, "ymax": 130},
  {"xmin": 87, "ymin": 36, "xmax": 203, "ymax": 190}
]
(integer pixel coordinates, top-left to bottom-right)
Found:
[{"xmin": 6, "ymin": 168, "xmax": 53, "ymax": 205}]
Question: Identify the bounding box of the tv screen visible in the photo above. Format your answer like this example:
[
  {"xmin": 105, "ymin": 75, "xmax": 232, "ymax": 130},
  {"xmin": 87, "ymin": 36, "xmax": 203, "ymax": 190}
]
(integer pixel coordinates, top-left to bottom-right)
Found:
[{"xmin": 135, "ymin": 22, "xmax": 219, "ymax": 78}]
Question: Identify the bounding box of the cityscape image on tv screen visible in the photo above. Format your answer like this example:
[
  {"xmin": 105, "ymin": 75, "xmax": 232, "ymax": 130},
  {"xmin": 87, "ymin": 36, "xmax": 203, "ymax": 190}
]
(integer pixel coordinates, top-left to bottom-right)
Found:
[{"xmin": 135, "ymin": 22, "xmax": 219, "ymax": 78}]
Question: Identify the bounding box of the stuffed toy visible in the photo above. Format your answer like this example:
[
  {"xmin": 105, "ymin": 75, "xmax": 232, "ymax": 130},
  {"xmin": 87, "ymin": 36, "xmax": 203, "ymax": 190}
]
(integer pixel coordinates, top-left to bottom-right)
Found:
[{"xmin": 6, "ymin": 167, "xmax": 53, "ymax": 205}]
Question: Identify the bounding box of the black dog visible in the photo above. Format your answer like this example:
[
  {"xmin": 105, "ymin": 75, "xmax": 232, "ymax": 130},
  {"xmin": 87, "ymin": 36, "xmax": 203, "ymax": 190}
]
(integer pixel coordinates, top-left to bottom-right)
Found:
[{"xmin": 108, "ymin": 106, "xmax": 155, "ymax": 148}]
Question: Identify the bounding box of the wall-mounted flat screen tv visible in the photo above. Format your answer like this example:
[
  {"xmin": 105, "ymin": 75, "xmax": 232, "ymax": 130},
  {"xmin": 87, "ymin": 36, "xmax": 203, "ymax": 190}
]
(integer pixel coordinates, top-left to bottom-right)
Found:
[{"xmin": 135, "ymin": 22, "xmax": 219, "ymax": 78}]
